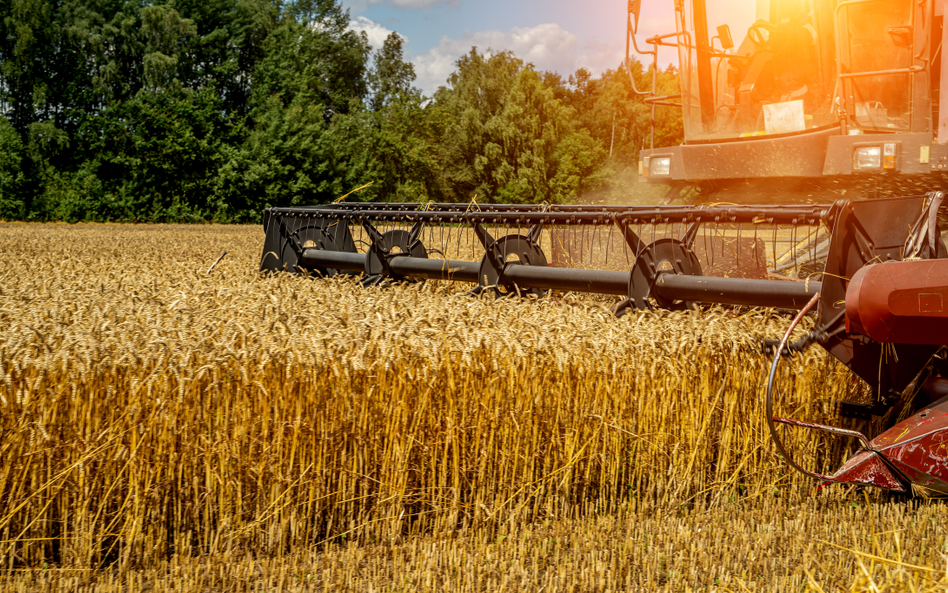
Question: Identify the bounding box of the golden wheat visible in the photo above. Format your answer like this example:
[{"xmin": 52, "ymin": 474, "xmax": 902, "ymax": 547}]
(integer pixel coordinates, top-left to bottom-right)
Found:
[{"xmin": 0, "ymin": 222, "xmax": 944, "ymax": 591}]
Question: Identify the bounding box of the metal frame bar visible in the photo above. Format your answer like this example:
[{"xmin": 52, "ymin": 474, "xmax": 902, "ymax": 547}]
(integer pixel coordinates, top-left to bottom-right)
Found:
[{"xmin": 267, "ymin": 203, "xmax": 837, "ymax": 227}]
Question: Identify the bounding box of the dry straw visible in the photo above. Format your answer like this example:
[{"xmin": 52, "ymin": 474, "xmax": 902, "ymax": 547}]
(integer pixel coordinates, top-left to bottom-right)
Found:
[{"xmin": 0, "ymin": 223, "xmax": 944, "ymax": 591}]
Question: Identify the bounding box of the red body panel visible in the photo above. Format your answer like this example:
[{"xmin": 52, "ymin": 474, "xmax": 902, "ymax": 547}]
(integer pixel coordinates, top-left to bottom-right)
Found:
[
  {"xmin": 845, "ymin": 259, "xmax": 948, "ymax": 344},
  {"xmin": 832, "ymin": 450, "xmax": 905, "ymax": 491},
  {"xmin": 833, "ymin": 396, "xmax": 948, "ymax": 495},
  {"xmin": 873, "ymin": 395, "xmax": 948, "ymax": 495}
]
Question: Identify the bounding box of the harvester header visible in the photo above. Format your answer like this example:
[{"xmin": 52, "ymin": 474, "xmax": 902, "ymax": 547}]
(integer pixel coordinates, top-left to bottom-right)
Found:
[{"xmin": 262, "ymin": 191, "xmax": 948, "ymax": 497}]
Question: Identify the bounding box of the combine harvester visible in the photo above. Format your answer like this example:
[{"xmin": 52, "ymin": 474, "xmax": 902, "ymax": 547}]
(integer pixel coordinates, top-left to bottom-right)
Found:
[{"xmin": 261, "ymin": 0, "xmax": 948, "ymax": 496}]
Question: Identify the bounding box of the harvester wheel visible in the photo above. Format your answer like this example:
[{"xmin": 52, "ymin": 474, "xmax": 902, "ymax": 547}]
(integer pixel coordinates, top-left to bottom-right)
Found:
[
  {"xmin": 473, "ymin": 234, "xmax": 548, "ymax": 298},
  {"xmin": 363, "ymin": 229, "xmax": 428, "ymax": 287},
  {"xmin": 627, "ymin": 239, "xmax": 702, "ymax": 311},
  {"xmin": 271, "ymin": 223, "xmax": 357, "ymax": 277}
]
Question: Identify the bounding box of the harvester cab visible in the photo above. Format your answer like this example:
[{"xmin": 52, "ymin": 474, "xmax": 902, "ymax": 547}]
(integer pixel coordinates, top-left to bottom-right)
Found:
[{"xmin": 634, "ymin": 0, "xmax": 943, "ymax": 199}]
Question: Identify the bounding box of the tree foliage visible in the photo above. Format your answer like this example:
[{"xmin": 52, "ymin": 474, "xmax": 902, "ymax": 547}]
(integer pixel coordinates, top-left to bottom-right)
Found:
[
  {"xmin": 0, "ymin": 0, "xmax": 683, "ymax": 222},
  {"xmin": 433, "ymin": 49, "xmax": 603, "ymax": 204}
]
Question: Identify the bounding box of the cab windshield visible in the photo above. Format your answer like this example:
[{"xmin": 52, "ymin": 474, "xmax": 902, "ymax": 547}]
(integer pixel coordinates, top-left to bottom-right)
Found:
[{"xmin": 677, "ymin": 0, "xmax": 914, "ymax": 142}]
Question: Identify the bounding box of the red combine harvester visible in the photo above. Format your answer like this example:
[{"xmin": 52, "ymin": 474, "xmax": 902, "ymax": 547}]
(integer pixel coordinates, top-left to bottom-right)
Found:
[
  {"xmin": 261, "ymin": 0, "xmax": 948, "ymax": 496},
  {"xmin": 631, "ymin": 0, "xmax": 948, "ymax": 494}
]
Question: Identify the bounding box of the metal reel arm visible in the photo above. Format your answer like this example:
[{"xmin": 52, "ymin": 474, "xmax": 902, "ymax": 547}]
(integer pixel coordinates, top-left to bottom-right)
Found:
[{"xmin": 764, "ymin": 292, "xmax": 874, "ymax": 484}]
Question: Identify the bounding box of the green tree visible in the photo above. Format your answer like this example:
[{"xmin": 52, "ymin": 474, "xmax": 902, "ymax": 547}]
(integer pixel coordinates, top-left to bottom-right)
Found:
[
  {"xmin": 250, "ymin": 0, "xmax": 369, "ymax": 118},
  {"xmin": 321, "ymin": 31, "xmax": 444, "ymax": 203},
  {"xmin": 0, "ymin": 0, "xmax": 686, "ymax": 220},
  {"xmin": 52, "ymin": 88, "xmax": 232, "ymax": 222},
  {"xmin": 433, "ymin": 49, "xmax": 604, "ymax": 204},
  {"xmin": 0, "ymin": 117, "xmax": 26, "ymax": 219},
  {"xmin": 0, "ymin": 0, "xmax": 56, "ymax": 131},
  {"xmin": 234, "ymin": 93, "xmax": 331, "ymax": 207},
  {"xmin": 368, "ymin": 33, "xmax": 417, "ymax": 111},
  {"xmin": 140, "ymin": 4, "xmax": 196, "ymax": 92},
  {"xmin": 566, "ymin": 59, "xmax": 683, "ymax": 164},
  {"xmin": 230, "ymin": 0, "xmax": 372, "ymax": 208},
  {"xmin": 88, "ymin": 6, "xmax": 147, "ymax": 105},
  {"xmin": 171, "ymin": 0, "xmax": 278, "ymax": 115}
]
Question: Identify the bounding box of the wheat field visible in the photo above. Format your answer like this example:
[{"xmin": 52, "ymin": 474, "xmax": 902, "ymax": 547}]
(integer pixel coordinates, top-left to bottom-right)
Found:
[{"xmin": 1, "ymin": 222, "xmax": 946, "ymax": 592}]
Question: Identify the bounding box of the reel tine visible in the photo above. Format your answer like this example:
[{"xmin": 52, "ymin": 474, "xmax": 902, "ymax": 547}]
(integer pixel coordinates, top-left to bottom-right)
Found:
[
  {"xmin": 361, "ymin": 219, "xmax": 383, "ymax": 248},
  {"xmin": 707, "ymin": 223, "xmax": 714, "ymax": 270},
  {"xmin": 605, "ymin": 221, "xmax": 613, "ymax": 268},
  {"xmin": 581, "ymin": 224, "xmax": 587, "ymax": 269},
  {"xmin": 593, "ymin": 223, "xmax": 601, "ymax": 269},
  {"xmin": 680, "ymin": 222, "xmax": 699, "ymax": 248},
  {"xmin": 754, "ymin": 224, "xmax": 760, "ymax": 268},
  {"xmin": 526, "ymin": 221, "xmax": 543, "ymax": 245},
  {"xmin": 440, "ymin": 222, "xmax": 446, "ymax": 260},
  {"xmin": 791, "ymin": 223, "xmax": 797, "ymax": 273},
  {"xmin": 407, "ymin": 221, "xmax": 425, "ymax": 249},
  {"xmin": 578, "ymin": 223, "xmax": 584, "ymax": 267}
]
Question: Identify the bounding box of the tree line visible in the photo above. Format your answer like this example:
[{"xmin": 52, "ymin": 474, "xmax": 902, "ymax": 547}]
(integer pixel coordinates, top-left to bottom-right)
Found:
[{"xmin": 0, "ymin": 0, "xmax": 683, "ymax": 222}]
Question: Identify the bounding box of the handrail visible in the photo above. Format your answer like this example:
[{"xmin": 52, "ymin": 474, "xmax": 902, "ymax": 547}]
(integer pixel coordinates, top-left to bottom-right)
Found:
[
  {"xmin": 625, "ymin": 13, "xmax": 658, "ymax": 95},
  {"xmin": 624, "ymin": 2, "xmax": 693, "ymax": 148},
  {"xmin": 839, "ymin": 66, "xmax": 921, "ymax": 79},
  {"xmin": 644, "ymin": 94, "xmax": 682, "ymax": 104}
]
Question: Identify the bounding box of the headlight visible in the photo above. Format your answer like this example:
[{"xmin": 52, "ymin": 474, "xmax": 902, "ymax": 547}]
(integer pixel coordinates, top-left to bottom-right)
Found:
[
  {"xmin": 882, "ymin": 143, "xmax": 897, "ymax": 169},
  {"xmin": 854, "ymin": 146, "xmax": 882, "ymax": 170},
  {"xmin": 649, "ymin": 156, "xmax": 672, "ymax": 177},
  {"xmin": 853, "ymin": 143, "xmax": 899, "ymax": 171}
]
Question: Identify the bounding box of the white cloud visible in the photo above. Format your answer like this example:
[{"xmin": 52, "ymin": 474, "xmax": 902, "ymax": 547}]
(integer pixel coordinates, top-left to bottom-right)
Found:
[
  {"xmin": 574, "ymin": 39, "xmax": 626, "ymax": 78},
  {"xmin": 390, "ymin": 0, "xmax": 451, "ymax": 8},
  {"xmin": 341, "ymin": 0, "xmax": 381, "ymax": 13},
  {"xmin": 412, "ymin": 23, "xmax": 625, "ymax": 95},
  {"xmin": 348, "ymin": 15, "xmax": 403, "ymax": 49},
  {"xmin": 341, "ymin": 0, "xmax": 452, "ymax": 13}
]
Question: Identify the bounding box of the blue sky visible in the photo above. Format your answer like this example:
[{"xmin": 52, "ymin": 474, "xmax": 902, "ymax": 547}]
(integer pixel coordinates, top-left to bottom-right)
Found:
[{"xmin": 344, "ymin": 0, "xmax": 677, "ymax": 95}]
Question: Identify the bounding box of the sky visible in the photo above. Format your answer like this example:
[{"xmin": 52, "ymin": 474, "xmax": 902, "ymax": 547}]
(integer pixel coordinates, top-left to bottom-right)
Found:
[{"xmin": 343, "ymin": 0, "xmax": 679, "ymax": 96}]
